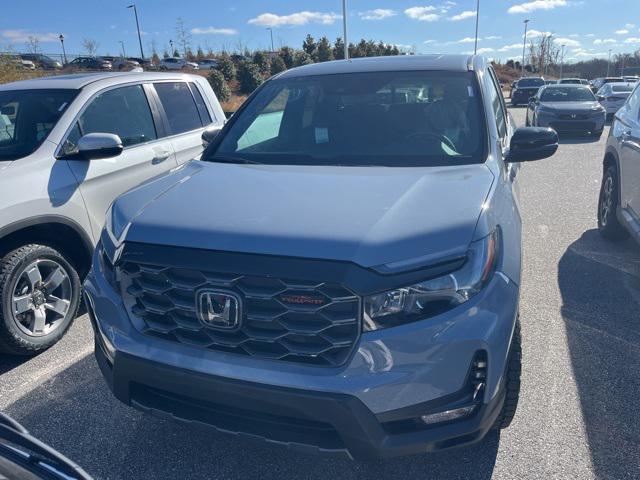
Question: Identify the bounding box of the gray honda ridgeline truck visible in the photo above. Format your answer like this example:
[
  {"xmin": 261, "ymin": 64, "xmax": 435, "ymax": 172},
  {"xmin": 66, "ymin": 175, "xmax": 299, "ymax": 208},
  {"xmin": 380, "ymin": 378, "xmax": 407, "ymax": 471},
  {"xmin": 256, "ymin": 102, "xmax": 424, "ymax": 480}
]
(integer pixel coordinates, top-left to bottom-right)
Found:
[{"xmin": 85, "ymin": 55, "xmax": 558, "ymax": 460}]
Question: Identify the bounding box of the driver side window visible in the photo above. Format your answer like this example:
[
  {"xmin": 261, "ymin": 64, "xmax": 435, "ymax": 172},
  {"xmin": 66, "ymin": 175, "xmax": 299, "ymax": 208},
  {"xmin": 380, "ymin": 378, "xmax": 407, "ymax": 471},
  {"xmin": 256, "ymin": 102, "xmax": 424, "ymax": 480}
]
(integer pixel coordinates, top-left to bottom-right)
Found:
[
  {"xmin": 64, "ymin": 84, "xmax": 157, "ymax": 154},
  {"xmin": 485, "ymin": 69, "xmax": 507, "ymax": 140}
]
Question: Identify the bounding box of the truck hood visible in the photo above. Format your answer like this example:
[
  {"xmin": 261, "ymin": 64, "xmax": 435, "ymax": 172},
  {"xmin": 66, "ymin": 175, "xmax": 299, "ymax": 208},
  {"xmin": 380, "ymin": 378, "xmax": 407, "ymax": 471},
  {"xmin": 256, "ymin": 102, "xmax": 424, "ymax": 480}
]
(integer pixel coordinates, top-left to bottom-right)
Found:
[{"xmin": 115, "ymin": 161, "xmax": 494, "ymax": 270}]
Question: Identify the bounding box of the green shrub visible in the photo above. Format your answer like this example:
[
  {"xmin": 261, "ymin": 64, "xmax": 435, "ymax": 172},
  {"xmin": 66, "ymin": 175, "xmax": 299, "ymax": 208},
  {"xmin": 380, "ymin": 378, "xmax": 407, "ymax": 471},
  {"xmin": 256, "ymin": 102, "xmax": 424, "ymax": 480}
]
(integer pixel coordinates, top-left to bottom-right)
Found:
[
  {"xmin": 270, "ymin": 56, "xmax": 287, "ymax": 75},
  {"xmin": 207, "ymin": 69, "xmax": 231, "ymax": 102},
  {"xmin": 216, "ymin": 53, "xmax": 236, "ymax": 81},
  {"xmin": 237, "ymin": 61, "xmax": 263, "ymax": 94}
]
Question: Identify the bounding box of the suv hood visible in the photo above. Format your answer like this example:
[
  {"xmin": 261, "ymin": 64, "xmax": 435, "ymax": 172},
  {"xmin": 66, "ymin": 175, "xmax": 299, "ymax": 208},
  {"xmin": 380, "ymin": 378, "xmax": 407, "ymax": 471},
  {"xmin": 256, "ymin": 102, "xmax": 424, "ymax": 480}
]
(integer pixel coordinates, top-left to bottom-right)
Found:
[{"xmin": 115, "ymin": 161, "xmax": 494, "ymax": 270}]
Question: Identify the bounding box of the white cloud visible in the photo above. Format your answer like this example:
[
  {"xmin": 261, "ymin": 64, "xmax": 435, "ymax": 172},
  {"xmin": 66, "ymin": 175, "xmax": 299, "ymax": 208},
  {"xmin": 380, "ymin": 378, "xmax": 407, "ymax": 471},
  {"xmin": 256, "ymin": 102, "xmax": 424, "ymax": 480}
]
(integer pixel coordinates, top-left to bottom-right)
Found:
[
  {"xmin": 525, "ymin": 29, "xmax": 552, "ymax": 39},
  {"xmin": 191, "ymin": 27, "xmax": 238, "ymax": 35},
  {"xmin": 593, "ymin": 38, "xmax": 616, "ymax": 45},
  {"xmin": 625, "ymin": 23, "xmax": 636, "ymax": 29},
  {"xmin": 485, "ymin": 35, "xmax": 502, "ymax": 40},
  {"xmin": 554, "ymin": 37, "xmax": 580, "ymax": 47},
  {"xmin": 359, "ymin": 9, "xmax": 396, "ymax": 20},
  {"xmin": 585, "ymin": 33, "xmax": 595, "ymax": 37},
  {"xmin": 498, "ymin": 43, "xmax": 523, "ymax": 51},
  {"xmin": 456, "ymin": 37, "xmax": 477, "ymax": 43},
  {"xmin": 405, "ymin": 6, "xmax": 440, "ymax": 21},
  {"xmin": 423, "ymin": 39, "xmax": 437, "ymax": 44},
  {"xmin": 1, "ymin": 29, "xmax": 60, "ymax": 43},
  {"xmin": 615, "ymin": 29, "xmax": 629, "ymax": 35},
  {"xmin": 475, "ymin": 47, "xmax": 494, "ymax": 54},
  {"xmin": 450, "ymin": 10, "xmax": 476, "ymax": 21},
  {"xmin": 248, "ymin": 11, "xmax": 341, "ymax": 27},
  {"xmin": 624, "ymin": 37, "xmax": 640, "ymax": 44},
  {"xmin": 508, "ymin": 0, "xmax": 567, "ymax": 14}
]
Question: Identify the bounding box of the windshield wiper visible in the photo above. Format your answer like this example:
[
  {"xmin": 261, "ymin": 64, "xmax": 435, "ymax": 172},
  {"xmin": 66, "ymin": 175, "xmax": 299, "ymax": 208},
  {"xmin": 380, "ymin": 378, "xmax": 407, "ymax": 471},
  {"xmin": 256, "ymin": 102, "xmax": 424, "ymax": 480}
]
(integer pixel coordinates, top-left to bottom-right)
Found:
[{"xmin": 208, "ymin": 155, "xmax": 262, "ymax": 165}]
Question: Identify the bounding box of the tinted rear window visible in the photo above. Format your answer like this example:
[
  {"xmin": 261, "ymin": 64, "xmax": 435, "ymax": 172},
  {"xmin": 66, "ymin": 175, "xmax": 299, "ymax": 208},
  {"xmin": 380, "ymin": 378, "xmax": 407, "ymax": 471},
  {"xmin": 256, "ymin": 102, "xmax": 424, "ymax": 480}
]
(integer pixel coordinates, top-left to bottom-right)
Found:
[
  {"xmin": 540, "ymin": 87, "xmax": 595, "ymax": 102},
  {"xmin": 612, "ymin": 85, "xmax": 634, "ymax": 92},
  {"xmin": 518, "ymin": 78, "xmax": 545, "ymax": 87},
  {"xmin": 154, "ymin": 82, "xmax": 203, "ymax": 134}
]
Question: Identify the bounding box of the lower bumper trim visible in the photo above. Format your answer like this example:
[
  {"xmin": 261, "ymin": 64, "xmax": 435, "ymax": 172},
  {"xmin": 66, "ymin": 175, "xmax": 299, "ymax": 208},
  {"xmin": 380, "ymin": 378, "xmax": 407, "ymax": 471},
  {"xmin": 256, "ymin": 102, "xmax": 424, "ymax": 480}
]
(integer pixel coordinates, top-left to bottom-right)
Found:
[{"xmin": 95, "ymin": 347, "xmax": 505, "ymax": 460}]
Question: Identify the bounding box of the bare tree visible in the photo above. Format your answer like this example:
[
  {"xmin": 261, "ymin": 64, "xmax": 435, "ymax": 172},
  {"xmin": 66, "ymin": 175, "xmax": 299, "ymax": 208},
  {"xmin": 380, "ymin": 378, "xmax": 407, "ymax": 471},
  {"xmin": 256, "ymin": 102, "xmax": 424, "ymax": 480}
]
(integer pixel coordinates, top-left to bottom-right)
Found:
[
  {"xmin": 25, "ymin": 36, "xmax": 40, "ymax": 54},
  {"xmin": 175, "ymin": 18, "xmax": 192, "ymax": 57},
  {"xmin": 528, "ymin": 34, "xmax": 560, "ymax": 75},
  {"xmin": 82, "ymin": 38, "xmax": 100, "ymax": 57}
]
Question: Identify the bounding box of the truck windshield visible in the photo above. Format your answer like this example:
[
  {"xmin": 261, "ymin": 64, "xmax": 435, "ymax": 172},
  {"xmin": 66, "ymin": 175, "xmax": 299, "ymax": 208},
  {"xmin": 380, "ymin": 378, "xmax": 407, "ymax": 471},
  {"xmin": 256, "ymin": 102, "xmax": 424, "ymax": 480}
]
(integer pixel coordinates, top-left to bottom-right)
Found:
[
  {"xmin": 0, "ymin": 89, "xmax": 77, "ymax": 161},
  {"xmin": 207, "ymin": 71, "xmax": 486, "ymax": 167}
]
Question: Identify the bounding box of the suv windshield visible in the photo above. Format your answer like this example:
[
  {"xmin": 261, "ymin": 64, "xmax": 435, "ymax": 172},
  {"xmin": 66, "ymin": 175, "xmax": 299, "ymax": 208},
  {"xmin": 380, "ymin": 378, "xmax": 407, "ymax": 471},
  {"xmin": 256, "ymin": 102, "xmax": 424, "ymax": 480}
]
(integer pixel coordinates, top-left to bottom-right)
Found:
[
  {"xmin": 0, "ymin": 89, "xmax": 77, "ymax": 160},
  {"xmin": 540, "ymin": 87, "xmax": 595, "ymax": 102},
  {"xmin": 208, "ymin": 71, "xmax": 486, "ymax": 167},
  {"xmin": 517, "ymin": 78, "xmax": 545, "ymax": 87}
]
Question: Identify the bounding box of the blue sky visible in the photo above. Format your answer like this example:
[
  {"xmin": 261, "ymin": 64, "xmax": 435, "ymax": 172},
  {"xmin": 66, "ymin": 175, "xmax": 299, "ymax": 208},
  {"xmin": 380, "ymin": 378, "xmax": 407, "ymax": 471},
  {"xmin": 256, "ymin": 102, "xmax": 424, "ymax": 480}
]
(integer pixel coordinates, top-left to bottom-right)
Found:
[{"xmin": 3, "ymin": 0, "xmax": 639, "ymax": 62}]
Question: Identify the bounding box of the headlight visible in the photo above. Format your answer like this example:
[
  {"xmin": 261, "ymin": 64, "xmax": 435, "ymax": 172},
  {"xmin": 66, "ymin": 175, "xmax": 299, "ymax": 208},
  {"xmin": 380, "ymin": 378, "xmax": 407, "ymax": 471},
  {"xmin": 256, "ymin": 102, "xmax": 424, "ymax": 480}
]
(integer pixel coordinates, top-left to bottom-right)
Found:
[
  {"xmin": 537, "ymin": 106, "xmax": 555, "ymax": 115},
  {"xmin": 363, "ymin": 230, "xmax": 500, "ymax": 331}
]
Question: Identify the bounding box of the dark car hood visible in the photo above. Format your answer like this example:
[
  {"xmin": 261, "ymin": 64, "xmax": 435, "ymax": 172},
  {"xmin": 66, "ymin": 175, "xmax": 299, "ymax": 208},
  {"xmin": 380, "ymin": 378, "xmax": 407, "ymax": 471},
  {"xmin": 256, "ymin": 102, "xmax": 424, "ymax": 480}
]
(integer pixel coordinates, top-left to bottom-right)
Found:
[{"xmin": 115, "ymin": 161, "xmax": 494, "ymax": 270}]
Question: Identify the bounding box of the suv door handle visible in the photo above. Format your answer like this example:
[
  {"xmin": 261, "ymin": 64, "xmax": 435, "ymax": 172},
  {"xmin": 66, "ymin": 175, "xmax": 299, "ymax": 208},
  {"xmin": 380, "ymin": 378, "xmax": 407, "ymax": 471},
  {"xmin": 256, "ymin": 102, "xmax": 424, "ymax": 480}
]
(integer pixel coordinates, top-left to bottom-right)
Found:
[{"xmin": 152, "ymin": 149, "xmax": 171, "ymax": 162}]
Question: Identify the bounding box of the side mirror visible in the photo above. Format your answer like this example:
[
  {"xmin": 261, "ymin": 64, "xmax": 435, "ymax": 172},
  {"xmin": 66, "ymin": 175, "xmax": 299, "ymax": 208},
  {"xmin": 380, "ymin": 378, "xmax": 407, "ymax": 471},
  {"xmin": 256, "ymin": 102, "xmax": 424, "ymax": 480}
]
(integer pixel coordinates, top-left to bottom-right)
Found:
[
  {"xmin": 529, "ymin": 97, "xmax": 537, "ymax": 103},
  {"xmin": 77, "ymin": 133, "xmax": 123, "ymax": 160},
  {"xmin": 202, "ymin": 124, "xmax": 223, "ymax": 148},
  {"xmin": 507, "ymin": 127, "xmax": 558, "ymax": 162},
  {"xmin": 597, "ymin": 95, "xmax": 605, "ymax": 102}
]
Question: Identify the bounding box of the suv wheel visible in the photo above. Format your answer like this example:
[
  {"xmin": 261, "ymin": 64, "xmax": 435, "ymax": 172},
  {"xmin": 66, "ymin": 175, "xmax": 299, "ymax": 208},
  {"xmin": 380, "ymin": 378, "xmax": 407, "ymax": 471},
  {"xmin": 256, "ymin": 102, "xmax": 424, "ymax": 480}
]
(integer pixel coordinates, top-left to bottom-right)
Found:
[
  {"xmin": 598, "ymin": 164, "xmax": 628, "ymax": 241},
  {"xmin": 0, "ymin": 244, "xmax": 81, "ymax": 355},
  {"xmin": 492, "ymin": 317, "xmax": 522, "ymax": 430}
]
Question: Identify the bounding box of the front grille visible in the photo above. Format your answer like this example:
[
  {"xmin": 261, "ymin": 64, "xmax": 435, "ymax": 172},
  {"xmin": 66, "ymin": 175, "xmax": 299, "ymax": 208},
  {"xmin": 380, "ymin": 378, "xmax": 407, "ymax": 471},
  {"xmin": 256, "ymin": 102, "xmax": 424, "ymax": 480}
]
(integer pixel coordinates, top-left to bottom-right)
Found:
[{"xmin": 119, "ymin": 261, "xmax": 360, "ymax": 366}]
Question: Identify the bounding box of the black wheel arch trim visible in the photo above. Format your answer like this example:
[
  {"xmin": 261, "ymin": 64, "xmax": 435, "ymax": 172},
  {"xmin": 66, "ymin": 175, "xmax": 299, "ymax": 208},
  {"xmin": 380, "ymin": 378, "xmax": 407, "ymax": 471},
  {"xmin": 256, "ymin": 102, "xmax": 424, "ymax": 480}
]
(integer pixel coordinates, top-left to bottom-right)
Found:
[
  {"xmin": 0, "ymin": 215, "xmax": 94, "ymax": 260},
  {"xmin": 603, "ymin": 146, "xmax": 622, "ymax": 206}
]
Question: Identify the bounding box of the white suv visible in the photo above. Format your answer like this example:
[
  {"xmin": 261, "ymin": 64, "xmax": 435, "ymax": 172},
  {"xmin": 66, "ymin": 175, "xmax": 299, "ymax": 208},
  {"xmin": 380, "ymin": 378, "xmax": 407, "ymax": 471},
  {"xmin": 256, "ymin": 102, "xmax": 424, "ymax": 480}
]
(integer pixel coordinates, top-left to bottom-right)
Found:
[
  {"xmin": 598, "ymin": 81, "xmax": 640, "ymax": 244},
  {"xmin": 159, "ymin": 58, "xmax": 199, "ymax": 70},
  {"xmin": 0, "ymin": 72, "xmax": 224, "ymax": 354}
]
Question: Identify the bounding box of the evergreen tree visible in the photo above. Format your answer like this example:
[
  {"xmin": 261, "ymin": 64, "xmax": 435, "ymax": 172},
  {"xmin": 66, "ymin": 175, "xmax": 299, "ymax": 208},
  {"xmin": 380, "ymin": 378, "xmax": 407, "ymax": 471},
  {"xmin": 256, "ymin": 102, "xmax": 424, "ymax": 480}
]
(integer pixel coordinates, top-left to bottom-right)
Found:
[
  {"xmin": 208, "ymin": 70, "xmax": 231, "ymax": 102},
  {"xmin": 316, "ymin": 36, "xmax": 333, "ymax": 62},
  {"xmin": 237, "ymin": 61, "xmax": 263, "ymax": 93},
  {"xmin": 216, "ymin": 52, "xmax": 236, "ymax": 81},
  {"xmin": 302, "ymin": 34, "xmax": 316, "ymax": 56}
]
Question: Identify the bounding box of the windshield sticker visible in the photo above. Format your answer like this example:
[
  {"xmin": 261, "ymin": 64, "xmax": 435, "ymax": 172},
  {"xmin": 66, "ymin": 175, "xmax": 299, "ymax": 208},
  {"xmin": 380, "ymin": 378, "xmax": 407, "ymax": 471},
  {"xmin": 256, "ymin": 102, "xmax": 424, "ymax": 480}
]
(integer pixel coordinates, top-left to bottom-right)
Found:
[{"xmin": 315, "ymin": 127, "xmax": 329, "ymax": 144}]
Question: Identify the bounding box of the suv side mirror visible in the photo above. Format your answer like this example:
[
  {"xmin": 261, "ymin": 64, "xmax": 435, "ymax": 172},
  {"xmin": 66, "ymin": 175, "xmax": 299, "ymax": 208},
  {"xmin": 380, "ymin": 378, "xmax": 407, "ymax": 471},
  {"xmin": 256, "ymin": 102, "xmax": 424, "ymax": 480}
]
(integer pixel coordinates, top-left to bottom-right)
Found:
[
  {"xmin": 77, "ymin": 133, "xmax": 123, "ymax": 160},
  {"xmin": 202, "ymin": 124, "xmax": 223, "ymax": 148},
  {"xmin": 597, "ymin": 95, "xmax": 605, "ymax": 102},
  {"xmin": 529, "ymin": 97, "xmax": 537, "ymax": 104},
  {"xmin": 507, "ymin": 127, "xmax": 558, "ymax": 162}
]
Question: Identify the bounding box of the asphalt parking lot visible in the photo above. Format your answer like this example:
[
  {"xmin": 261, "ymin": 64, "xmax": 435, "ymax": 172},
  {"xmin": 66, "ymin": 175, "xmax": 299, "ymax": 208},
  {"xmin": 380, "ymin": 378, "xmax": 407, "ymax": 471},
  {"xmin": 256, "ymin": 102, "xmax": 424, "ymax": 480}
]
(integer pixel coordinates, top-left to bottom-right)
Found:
[{"xmin": 1, "ymin": 106, "xmax": 639, "ymax": 480}]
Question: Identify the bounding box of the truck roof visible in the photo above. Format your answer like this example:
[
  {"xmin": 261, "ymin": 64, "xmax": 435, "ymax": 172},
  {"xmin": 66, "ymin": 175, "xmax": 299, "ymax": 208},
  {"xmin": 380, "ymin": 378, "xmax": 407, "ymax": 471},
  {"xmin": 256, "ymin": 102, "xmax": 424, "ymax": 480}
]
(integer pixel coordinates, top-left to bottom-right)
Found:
[{"xmin": 278, "ymin": 54, "xmax": 478, "ymax": 79}]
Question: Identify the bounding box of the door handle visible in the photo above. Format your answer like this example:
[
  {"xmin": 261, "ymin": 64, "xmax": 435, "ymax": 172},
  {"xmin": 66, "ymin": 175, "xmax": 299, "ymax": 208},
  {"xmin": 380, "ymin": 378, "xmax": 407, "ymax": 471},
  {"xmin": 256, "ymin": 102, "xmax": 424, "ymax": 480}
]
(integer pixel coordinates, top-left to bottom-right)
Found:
[{"xmin": 152, "ymin": 149, "xmax": 171, "ymax": 162}]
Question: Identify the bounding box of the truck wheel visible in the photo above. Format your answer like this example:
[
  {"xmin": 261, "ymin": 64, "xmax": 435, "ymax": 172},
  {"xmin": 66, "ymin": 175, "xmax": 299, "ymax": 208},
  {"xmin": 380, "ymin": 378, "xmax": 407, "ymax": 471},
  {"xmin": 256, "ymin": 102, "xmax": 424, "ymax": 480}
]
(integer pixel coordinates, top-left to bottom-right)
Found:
[
  {"xmin": 0, "ymin": 244, "xmax": 81, "ymax": 355},
  {"xmin": 492, "ymin": 318, "xmax": 522, "ymax": 430},
  {"xmin": 598, "ymin": 165, "xmax": 628, "ymax": 241}
]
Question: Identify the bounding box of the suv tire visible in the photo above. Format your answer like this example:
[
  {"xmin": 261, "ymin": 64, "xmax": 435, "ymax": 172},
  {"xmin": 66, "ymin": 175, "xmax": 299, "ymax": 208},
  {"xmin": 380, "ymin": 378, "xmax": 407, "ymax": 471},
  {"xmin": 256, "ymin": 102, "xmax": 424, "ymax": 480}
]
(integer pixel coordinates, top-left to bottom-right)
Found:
[
  {"xmin": 598, "ymin": 164, "xmax": 629, "ymax": 241},
  {"xmin": 492, "ymin": 318, "xmax": 522, "ymax": 430},
  {"xmin": 0, "ymin": 244, "xmax": 81, "ymax": 355}
]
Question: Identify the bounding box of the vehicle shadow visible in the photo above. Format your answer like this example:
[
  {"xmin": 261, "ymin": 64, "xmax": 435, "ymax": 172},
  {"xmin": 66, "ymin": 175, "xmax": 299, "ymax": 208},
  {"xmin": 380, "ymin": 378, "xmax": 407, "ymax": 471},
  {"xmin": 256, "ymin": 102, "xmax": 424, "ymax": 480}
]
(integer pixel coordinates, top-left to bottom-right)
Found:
[
  {"xmin": 5, "ymin": 355, "xmax": 500, "ymax": 480},
  {"xmin": 558, "ymin": 229, "xmax": 640, "ymax": 479}
]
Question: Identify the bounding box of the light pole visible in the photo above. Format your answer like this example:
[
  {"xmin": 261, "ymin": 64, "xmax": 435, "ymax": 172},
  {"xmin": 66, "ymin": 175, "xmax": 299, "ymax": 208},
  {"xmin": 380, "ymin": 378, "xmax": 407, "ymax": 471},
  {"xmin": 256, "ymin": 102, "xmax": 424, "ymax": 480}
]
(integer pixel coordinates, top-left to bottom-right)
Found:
[
  {"xmin": 58, "ymin": 34, "xmax": 67, "ymax": 65},
  {"xmin": 559, "ymin": 44, "xmax": 565, "ymax": 79},
  {"xmin": 342, "ymin": 0, "xmax": 349, "ymax": 60},
  {"xmin": 606, "ymin": 49, "xmax": 612, "ymax": 77},
  {"xmin": 521, "ymin": 19, "xmax": 529, "ymax": 76},
  {"xmin": 119, "ymin": 41, "xmax": 126, "ymax": 58},
  {"xmin": 169, "ymin": 39, "xmax": 174, "ymax": 57},
  {"xmin": 267, "ymin": 27, "xmax": 274, "ymax": 52},
  {"xmin": 474, "ymin": 0, "xmax": 480, "ymax": 55},
  {"xmin": 127, "ymin": 4, "xmax": 144, "ymax": 59}
]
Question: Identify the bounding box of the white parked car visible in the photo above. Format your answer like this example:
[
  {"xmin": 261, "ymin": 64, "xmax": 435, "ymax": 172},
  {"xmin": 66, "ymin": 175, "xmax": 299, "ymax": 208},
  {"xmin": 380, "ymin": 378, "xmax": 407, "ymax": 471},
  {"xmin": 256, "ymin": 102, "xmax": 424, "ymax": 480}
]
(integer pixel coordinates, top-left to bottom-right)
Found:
[
  {"xmin": 0, "ymin": 72, "xmax": 224, "ymax": 354},
  {"xmin": 197, "ymin": 59, "xmax": 219, "ymax": 70},
  {"xmin": 597, "ymin": 82, "xmax": 636, "ymax": 116},
  {"xmin": 159, "ymin": 57, "xmax": 199, "ymax": 70}
]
